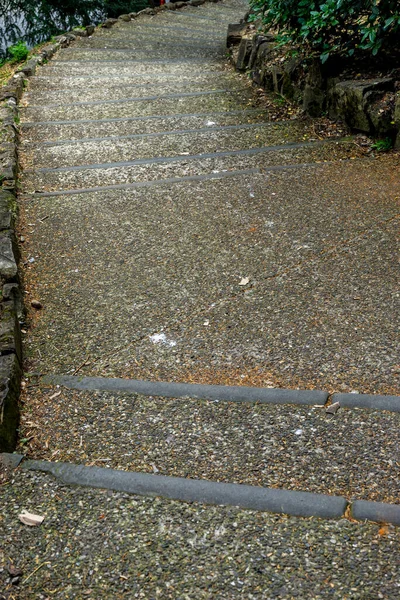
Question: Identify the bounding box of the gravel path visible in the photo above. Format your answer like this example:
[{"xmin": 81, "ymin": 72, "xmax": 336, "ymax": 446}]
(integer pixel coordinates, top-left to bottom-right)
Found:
[{"xmin": 4, "ymin": 0, "xmax": 399, "ymax": 596}]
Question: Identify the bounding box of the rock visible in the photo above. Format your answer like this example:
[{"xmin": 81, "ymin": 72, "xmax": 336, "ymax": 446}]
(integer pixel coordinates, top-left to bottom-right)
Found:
[
  {"xmin": 227, "ymin": 23, "xmax": 246, "ymax": 47},
  {"xmin": 0, "ymin": 190, "xmax": 17, "ymax": 231},
  {"xmin": 86, "ymin": 25, "xmax": 95, "ymax": 35},
  {"xmin": 367, "ymin": 91, "xmax": 396, "ymax": 134},
  {"xmin": 326, "ymin": 402, "xmax": 340, "ymax": 415},
  {"xmin": 39, "ymin": 44, "xmax": 58, "ymax": 59},
  {"xmin": 189, "ymin": 0, "xmax": 205, "ymax": 5},
  {"xmin": 129, "ymin": 12, "xmax": 138, "ymax": 18},
  {"xmin": 31, "ymin": 300, "xmax": 43, "ymax": 310},
  {"xmin": 328, "ymin": 78, "xmax": 394, "ymax": 132},
  {"xmin": 3, "ymin": 283, "xmax": 24, "ymax": 322},
  {"xmin": 54, "ymin": 35, "xmax": 69, "ymax": 47},
  {"xmin": 16, "ymin": 58, "xmax": 39, "ymax": 77},
  {"xmin": 303, "ymin": 85, "xmax": 325, "ymax": 117},
  {"xmin": 302, "ymin": 60, "xmax": 326, "ymax": 116},
  {"xmin": 236, "ymin": 37, "xmax": 252, "ymax": 71},
  {"xmin": 71, "ymin": 28, "xmax": 87, "ymax": 37},
  {"xmin": 175, "ymin": 1, "xmax": 186, "ymax": 7},
  {"xmin": 118, "ymin": 14, "xmax": 131, "ymax": 21},
  {"xmin": 138, "ymin": 7, "xmax": 156, "ymax": 15},
  {"xmin": 0, "ymin": 300, "xmax": 21, "ymax": 362},
  {"xmin": 7, "ymin": 565, "xmax": 23, "ymax": 578},
  {"xmin": 0, "ymin": 353, "xmax": 21, "ymax": 452},
  {"xmin": 101, "ymin": 18, "xmax": 118, "ymax": 28},
  {"xmin": 0, "ymin": 231, "xmax": 18, "ymax": 280}
]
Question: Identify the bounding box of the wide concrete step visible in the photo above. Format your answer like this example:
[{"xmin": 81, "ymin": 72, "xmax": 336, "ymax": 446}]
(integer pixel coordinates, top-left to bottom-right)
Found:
[
  {"xmin": 23, "ymin": 76, "xmax": 244, "ymax": 104},
  {"xmin": 20, "ymin": 123, "xmax": 345, "ymax": 170},
  {"xmin": 66, "ymin": 32, "xmax": 226, "ymax": 52},
  {"xmin": 20, "ymin": 109, "xmax": 268, "ymax": 142},
  {"xmin": 18, "ymin": 383, "xmax": 399, "ymax": 504},
  {"xmin": 157, "ymin": 5, "xmax": 246, "ymax": 21},
  {"xmin": 82, "ymin": 21, "xmax": 228, "ymax": 38},
  {"xmin": 22, "ymin": 138, "xmax": 363, "ymax": 191},
  {"xmin": 4, "ymin": 466, "xmax": 397, "ymax": 599},
  {"xmin": 35, "ymin": 58, "xmax": 225, "ymax": 78},
  {"xmin": 26, "ymin": 70, "xmax": 240, "ymax": 91},
  {"xmin": 48, "ymin": 44, "xmax": 227, "ymax": 60},
  {"xmin": 20, "ymin": 89, "xmax": 258, "ymax": 123},
  {"xmin": 20, "ymin": 159, "xmax": 399, "ymax": 395}
]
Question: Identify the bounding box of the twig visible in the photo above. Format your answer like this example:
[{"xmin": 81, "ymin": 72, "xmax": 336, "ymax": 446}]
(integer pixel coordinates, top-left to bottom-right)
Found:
[
  {"xmin": 22, "ymin": 561, "xmax": 51, "ymax": 584},
  {"xmin": 73, "ymin": 356, "xmax": 91, "ymax": 375}
]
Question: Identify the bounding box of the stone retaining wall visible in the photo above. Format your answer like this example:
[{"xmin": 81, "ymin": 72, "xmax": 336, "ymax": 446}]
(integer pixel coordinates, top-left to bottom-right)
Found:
[
  {"xmin": 229, "ymin": 26, "xmax": 400, "ymax": 146},
  {"xmin": 0, "ymin": 0, "xmax": 223, "ymax": 451}
]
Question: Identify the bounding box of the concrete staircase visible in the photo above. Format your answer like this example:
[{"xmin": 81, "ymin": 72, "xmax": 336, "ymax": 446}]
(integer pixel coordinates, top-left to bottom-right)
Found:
[{"xmin": 1, "ymin": 0, "xmax": 399, "ymax": 596}]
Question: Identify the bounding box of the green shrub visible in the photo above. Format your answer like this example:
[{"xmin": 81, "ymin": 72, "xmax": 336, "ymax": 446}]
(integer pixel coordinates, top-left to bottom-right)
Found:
[
  {"xmin": 249, "ymin": 0, "xmax": 400, "ymax": 62},
  {"xmin": 371, "ymin": 137, "xmax": 393, "ymax": 151},
  {"xmin": 7, "ymin": 41, "xmax": 29, "ymax": 63}
]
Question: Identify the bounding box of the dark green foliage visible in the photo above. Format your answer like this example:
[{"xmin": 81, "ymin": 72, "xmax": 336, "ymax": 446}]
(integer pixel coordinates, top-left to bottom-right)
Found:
[
  {"xmin": 249, "ymin": 0, "xmax": 400, "ymax": 62},
  {"xmin": 371, "ymin": 137, "xmax": 393, "ymax": 151},
  {"xmin": 0, "ymin": 0, "xmax": 149, "ymax": 60}
]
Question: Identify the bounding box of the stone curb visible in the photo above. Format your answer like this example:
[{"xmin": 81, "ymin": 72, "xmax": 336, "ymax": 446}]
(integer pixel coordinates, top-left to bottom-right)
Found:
[
  {"xmin": 0, "ymin": 0, "xmax": 226, "ymax": 452},
  {"xmin": 18, "ymin": 456, "xmax": 347, "ymax": 519},
  {"xmin": 332, "ymin": 393, "xmax": 400, "ymax": 413},
  {"xmin": 2, "ymin": 453, "xmax": 399, "ymax": 525},
  {"xmin": 43, "ymin": 375, "xmax": 400, "ymax": 412},
  {"xmin": 351, "ymin": 500, "xmax": 400, "ymax": 526},
  {"xmin": 42, "ymin": 374, "xmax": 328, "ymax": 406}
]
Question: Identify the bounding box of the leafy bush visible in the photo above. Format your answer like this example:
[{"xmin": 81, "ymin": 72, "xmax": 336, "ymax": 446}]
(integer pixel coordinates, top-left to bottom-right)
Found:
[
  {"xmin": 249, "ymin": 0, "xmax": 400, "ymax": 62},
  {"xmin": 7, "ymin": 41, "xmax": 29, "ymax": 63},
  {"xmin": 371, "ymin": 137, "xmax": 393, "ymax": 151}
]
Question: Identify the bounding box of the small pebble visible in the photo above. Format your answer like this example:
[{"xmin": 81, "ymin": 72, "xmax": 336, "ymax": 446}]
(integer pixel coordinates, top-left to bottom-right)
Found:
[{"xmin": 31, "ymin": 300, "xmax": 43, "ymax": 310}]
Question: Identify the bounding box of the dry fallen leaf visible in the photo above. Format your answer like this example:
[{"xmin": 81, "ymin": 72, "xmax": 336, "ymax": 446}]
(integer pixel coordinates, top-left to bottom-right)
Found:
[
  {"xmin": 18, "ymin": 510, "xmax": 45, "ymax": 526},
  {"xmin": 326, "ymin": 402, "xmax": 340, "ymax": 415},
  {"xmin": 378, "ymin": 525, "xmax": 389, "ymax": 536},
  {"xmin": 239, "ymin": 277, "xmax": 250, "ymax": 286},
  {"xmin": 49, "ymin": 390, "xmax": 62, "ymax": 400}
]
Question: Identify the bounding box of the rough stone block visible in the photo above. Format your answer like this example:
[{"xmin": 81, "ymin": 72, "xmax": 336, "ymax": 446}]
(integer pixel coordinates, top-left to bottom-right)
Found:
[
  {"xmin": 118, "ymin": 14, "xmax": 131, "ymax": 21},
  {"xmin": 0, "ymin": 300, "xmax": 21, "ymax": 362},
  {"xmin": 71, "ymin": 28, "xmax": 87, "ymax": 37},
  {"xmin": 236, "ymin": 37, "xmax": 252, "ymax": 71},
  {"xmin": 227, "ymin": 23, "xmax": 246, "ymax": 47},
  {"xmin": 16, "ymin": 58, "xmax": 39, "ymax": 77},
  {"xmin": 138, "ymin": 7, "xmax": 155, "ymax": 15},
  {"xmin": 248, "ymin": 34, "xmax": 274, "ymax": 69},
  {"xmin": 101, "ymin": 18, "xmax": 118, "ymax": 28},
  {"xmin": 328, "ymin": 78, "xmax": 394, "ymax": 132},
  {"xmin": 367, "ymin": 91, "xmax": 396, "ymax": 134},
  {"xmin": 0, "ymin": 190, "xmax": 17, "ymax": 231},
  {"xmin": 86, "ymin": 25, "xmax": 95, "ymax": 35},
  {"xmin": 0, "ymin": 353, "xmax": 21, "ymax": 452},
  {"xmin": 2, "ymin": 283, "xmax": 24, "ymax": 322},
  {"xmin": 0, "ymin": 231, "xmax": 18, "ymax": 280},
  {"xmin": 303, "ymin": 84, "xmax": 325, "ymax": 117}
]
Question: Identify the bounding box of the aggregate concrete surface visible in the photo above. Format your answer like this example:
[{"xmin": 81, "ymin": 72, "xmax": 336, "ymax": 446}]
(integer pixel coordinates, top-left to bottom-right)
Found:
[
  {"xmin": 1, "ymin": 469, "xmax": 399, "ymax": 599},
  {"xmin": 4, "ymin": 0, "xmax": 400, "ymax": 596},
  {"xmin": 17, "ymin": 388, "xmax": 400, "ymax": 503}
]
